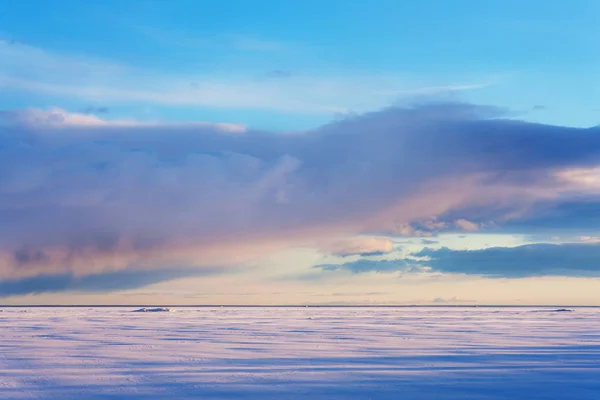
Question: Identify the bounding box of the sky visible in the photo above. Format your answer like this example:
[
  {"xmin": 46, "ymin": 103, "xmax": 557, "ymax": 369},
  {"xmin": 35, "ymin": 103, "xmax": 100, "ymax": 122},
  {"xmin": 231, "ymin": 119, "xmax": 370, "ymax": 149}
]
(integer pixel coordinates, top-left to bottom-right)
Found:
[{"xmin": 1, "ymin": 0, "xmax": 600, "ymax": 305}]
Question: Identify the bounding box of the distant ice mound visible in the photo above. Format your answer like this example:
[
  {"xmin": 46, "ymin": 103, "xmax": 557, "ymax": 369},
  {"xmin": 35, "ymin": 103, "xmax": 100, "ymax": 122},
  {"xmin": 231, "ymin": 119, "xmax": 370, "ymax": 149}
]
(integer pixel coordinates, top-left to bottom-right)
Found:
[
  {"xmin": 132, "ymin": 307, "xmax": 175, "ymax": 313},
  {"xmin": 531, "ymin": 308, "xmax": 574, "ymax": 313}
]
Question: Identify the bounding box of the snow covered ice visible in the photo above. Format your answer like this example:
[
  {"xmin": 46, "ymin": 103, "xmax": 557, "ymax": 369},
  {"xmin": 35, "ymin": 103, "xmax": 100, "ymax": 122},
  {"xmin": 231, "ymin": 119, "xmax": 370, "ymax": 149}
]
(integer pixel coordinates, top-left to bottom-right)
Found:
[{"xmin": 1, "ymin": 307, "xmax": 599, "ymax": 399}]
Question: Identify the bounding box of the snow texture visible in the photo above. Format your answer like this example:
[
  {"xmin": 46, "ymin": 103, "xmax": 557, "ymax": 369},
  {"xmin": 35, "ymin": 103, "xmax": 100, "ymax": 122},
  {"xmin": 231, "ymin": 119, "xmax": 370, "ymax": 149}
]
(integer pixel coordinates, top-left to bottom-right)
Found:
[{"xmin": 1, "ymin": 307, "xmax": 599, "ymax": 399}]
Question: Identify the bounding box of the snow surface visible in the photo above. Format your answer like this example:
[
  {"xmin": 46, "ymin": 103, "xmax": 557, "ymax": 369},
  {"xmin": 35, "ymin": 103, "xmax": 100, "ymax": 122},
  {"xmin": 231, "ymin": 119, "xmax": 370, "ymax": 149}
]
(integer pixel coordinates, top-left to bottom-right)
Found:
[{"xmin": 1, "ymin": 307, "xmax": 599, "ymax": 399}]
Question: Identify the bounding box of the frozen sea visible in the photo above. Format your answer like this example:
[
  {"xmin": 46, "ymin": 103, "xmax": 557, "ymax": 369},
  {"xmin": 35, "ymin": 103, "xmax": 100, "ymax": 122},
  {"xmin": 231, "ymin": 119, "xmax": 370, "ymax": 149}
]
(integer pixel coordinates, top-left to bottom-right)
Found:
[{"xmin": 1, "ymin": 307, "xmax": 599, "ymax": 399}]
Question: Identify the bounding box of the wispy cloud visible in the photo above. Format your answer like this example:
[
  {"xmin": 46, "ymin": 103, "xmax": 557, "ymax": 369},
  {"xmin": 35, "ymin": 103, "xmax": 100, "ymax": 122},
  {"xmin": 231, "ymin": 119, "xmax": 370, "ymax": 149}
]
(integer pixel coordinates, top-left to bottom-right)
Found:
[
  {"xmin": 0, "ymin": 107, "xmax": 246, "ymax": 132},
  {"xmin": 0, "ymin": 267, "xmax": 226, "ymax": 297},
  {"xmin": 0, "ymin": 40, "xmax": 492, "ymax": 114},
  {"xmin": 373, "ymin": 83, "xmax": 492, "ymax": 96}
]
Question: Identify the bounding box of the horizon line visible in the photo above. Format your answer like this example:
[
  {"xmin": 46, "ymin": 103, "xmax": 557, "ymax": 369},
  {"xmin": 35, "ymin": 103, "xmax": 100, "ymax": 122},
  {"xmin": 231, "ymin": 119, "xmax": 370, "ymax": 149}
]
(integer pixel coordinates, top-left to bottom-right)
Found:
[{"xmin": 1, "ymin": 304, "xmax": 598, "ymax": 308}]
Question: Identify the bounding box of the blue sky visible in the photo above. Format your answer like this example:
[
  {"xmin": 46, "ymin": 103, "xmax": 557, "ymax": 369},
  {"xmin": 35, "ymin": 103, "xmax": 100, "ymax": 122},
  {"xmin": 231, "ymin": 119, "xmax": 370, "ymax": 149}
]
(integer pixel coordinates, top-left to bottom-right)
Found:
[
  {"xmin": 1, "ymin": 1, "xmax": 600, "ymax": 305},
  {"xmin": 2, "ymin": 0, "xmax": 598, "ymax": 129}
]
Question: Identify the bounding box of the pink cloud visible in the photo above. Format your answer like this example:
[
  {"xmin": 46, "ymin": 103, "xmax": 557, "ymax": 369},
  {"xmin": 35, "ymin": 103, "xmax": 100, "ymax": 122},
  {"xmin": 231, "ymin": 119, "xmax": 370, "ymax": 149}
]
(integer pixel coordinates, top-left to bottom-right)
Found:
[{"xmin": 1, "ymin": 102, "xmax": 599, "ymax": 291}]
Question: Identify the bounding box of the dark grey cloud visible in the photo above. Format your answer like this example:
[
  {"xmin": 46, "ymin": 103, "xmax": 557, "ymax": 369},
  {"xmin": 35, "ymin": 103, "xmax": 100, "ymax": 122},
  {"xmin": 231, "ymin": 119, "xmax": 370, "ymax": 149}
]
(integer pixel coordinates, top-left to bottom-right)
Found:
[
  {"xmin": 0, "ymin": 267, "xmax": 222, "ymax": 297},
  {"xmin": 499, "ymin": 200, "xmax": 600, "ymax": 234},
  {"xmin": 1, "ymin": 101, "xmax": 600, "ymax": 287},
  {"xmin": 437, "ymin": 199, "xmax": 600, "ymax": 236},
  {"xmin": 13, "ymin": 247, "xmax": 49, "ymax": 265},
  {"xmin": 421, "ymin": 239, "xmax": 438, "ymax": 245},
  {"xmin": 317, "ymin": 243, "xmax": 600, "ymax": 279},
  {"xmin": 415, "ymin": 244, "xmax": 600, "ymax": 278}
]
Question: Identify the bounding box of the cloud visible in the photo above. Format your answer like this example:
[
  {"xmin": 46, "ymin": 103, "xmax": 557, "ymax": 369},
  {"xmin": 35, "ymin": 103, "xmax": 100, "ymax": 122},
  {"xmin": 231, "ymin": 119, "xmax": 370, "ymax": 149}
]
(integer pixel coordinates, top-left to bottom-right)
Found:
[
  {"xmin": 0, "ymin": 40, "xmax": 492, "ymax": 114},
  {"xmin": 314, "ymin": 259, "xmax": 421, "ymax": 274},
  {"xmin": 2, "ymin": 101, "xmax": 600, "ymax": 292},
  {"xmin": 579, "ymin": 236, "xmax": 600, "ymax": 243},
  {"xmin": 0, "ymin": 107, "xmax": 246, "ymax": 132},
  {"xmin": 415, "ymin": 244, "xmax": 600, "ymax": 278},
  {"xmin": 81, "ymin": 106, "xmax": 109, "ymax": 114},
  {"xmin": 0, "ymin": 107, "xmax": 108, "ymax": 127},
  {"xmin": 491, "ymin": 200, "xmax": 600, "ymax": 235},
  {"xmin": 0, "ymin": 267, "xmax": 223, "ymax": 297},
  {"xmin": 319, "ymin": 237, "xmax": 394, "ymax": 257},
  {"xmin": 314, "ymin": 243, "xmax": 600, "ymax": 279},
  {"xmin": 455, "ymin": 219, "xmax": 480, "ymax": 231},
  {"xmin": 263, "ymin": 70, "xmax": 293, "ymax": 79},
  {"xmin": 374, "ymin": 83, "xmax": 491, "ymax": 96},
  {"xmin": 433, "ymin": 297, "xmax": 474, "ymax": 303},
  {"xmin": 331, "ymin": 291, "xmax": 389, "ymax": 297}
]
